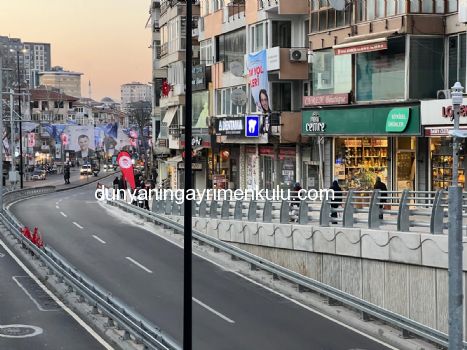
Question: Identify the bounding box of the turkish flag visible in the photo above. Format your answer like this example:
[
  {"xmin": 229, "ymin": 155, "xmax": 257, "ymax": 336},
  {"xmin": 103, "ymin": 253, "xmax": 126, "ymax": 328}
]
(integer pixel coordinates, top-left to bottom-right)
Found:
[{"xmin": 117, "ymin": 151, "xmax": 136, "ymax": 190}]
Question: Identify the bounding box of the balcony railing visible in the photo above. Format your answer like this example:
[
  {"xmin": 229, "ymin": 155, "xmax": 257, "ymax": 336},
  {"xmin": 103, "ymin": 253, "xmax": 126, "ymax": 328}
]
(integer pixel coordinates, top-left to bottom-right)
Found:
[{"xmin": 223, "ymin": 1, "xmax": 245, "ymax": 23}]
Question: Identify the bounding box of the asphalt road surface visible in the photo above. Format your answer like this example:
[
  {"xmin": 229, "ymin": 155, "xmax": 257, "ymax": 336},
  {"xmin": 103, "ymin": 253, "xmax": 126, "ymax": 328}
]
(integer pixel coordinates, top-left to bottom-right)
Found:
[
  {"xmin": 10, "ymin": 183, "xmax": 396, "ymax": 350},
  {"xmin": 0, "ymin": 238, "xmax": 110, "ymax": 349}
]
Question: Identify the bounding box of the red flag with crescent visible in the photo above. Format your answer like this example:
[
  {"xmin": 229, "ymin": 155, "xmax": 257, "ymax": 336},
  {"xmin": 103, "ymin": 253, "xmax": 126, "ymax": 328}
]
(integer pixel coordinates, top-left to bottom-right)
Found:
[{"xmin": 117, "ymin": 151, "xmax": 135, "ymax": 190}]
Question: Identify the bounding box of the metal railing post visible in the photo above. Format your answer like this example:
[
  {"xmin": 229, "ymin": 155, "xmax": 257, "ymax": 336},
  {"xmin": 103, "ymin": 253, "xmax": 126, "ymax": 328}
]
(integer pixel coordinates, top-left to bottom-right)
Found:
[
  {"xmin": 171, "ymin": 199, "xmax": 179, "ymax": 215},
  {"xmin": 192, "ymin": 200, "xmax": 197, "ymax": 217},
  {"xmin": 343, "ymin": 190, "xmax": 355, "ymax": 228},
  {"xmin": 280, "ymin": 200, "xmax": 289, "ymax": 224},
  {"xmin": 209, "ymin": 200, "xmax": 218, "ymax": 218},
  {"xmin": 221, "ymin": 200, "xmax": 230, "ymax": 219},
  {"xmin": 320, "ymin": 196, "xmax": 330, "ymax": 227},
  {"xmin": 263, "ymin": 200, "xmax": 272, "ymax": 223},
  {"xmin": 298, "ymin": 200, "xmax": 309, "ymax": 225},
  {"xmin": 199, "ymin": 198, "xmax": 207, "ymax": 217},
  {"xmin": 234, "ymin": 200, "xmax": 242, "ymax": 220},
  {"xmin": 368, "ymin": 189, "xmax": 381, "ymax": 229},
  {"xmin": 165, "ymin": 199, "xmax": 173, "ymax": 215},
  {"xmin": 397, "ymin": 189, "xmax": 410, "ymax": 232},
  {"xmin": 430, "ymin": 190, "xmax": 445, "ymax": 234},
  {"xmin": 247, "ymin": 200, "xmax": 257, "ymax": 222}
]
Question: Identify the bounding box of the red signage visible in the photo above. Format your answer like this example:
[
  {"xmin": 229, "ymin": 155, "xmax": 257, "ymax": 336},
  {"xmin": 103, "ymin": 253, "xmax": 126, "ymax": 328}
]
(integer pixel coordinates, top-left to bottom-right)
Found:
[
  {"xmin": 303, "ymin": 93, "xmax": 349, "ymax": 107},
  {"xmin": 441, "ymin": 105, "xmax": 467, "ymax": 119},
  {"xmin": 117, "ymin": 151, "xmax": 136, "ymax": 190},
  {"xmin": 334, "ymin": 41, "xmax": 388, "ymax": 55}
]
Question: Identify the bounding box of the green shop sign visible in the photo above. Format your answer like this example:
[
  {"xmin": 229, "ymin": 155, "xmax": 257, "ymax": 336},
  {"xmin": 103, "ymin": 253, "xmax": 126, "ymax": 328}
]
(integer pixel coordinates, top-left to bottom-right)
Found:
[
  {"xmin": 301, "ymin": 105, "xmax": 420, "ymax": 136},
  {"xmin": 386, "ymin": 108, "xmax": 410, "ymax": 132}
]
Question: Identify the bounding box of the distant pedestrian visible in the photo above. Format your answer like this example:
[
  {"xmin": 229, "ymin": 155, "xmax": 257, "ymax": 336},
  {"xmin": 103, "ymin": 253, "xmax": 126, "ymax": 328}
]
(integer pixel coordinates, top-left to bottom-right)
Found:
[
  {"xmin": 330, "ymin": 180, "xmax": 342, "ymax": 224},
  {"xmin": 374, "ymin": 176, "xmax": 388, "ymax": 220},
  {"xmin": 290, "ymin": 182, "xmax": 302, "ymax": 222},
  {"xmin": 113, "ymin": 176, "xmax": 119, "ymax": 190},
  {"xmin": 64, "ymin": 163, "xmax": 71, "ymax": 184}
]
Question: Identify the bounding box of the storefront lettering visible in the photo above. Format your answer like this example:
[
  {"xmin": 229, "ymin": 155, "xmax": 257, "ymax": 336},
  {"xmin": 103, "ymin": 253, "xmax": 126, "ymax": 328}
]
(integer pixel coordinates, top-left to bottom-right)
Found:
[
  {"xmin": 305, "ymin": 114, "xmax": 326, "ymax": 132},
  {"xmin": 219, "ymin": 119, "xmax": 243, "ymax": 131},
  {"xmin": 441, "ymin": 105, "xmax": 467, "ymax": 118}
]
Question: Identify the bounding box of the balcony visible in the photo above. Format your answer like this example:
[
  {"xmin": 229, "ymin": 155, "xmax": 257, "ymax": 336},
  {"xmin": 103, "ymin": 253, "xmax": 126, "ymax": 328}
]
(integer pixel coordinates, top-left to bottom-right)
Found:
[
  {"xmin": 257, "ymin": 0, "xmax": 308, "ymax": 15},
  {"xmin": 223, "ymin": 1, "xmax": 245, "ymax": 23}
]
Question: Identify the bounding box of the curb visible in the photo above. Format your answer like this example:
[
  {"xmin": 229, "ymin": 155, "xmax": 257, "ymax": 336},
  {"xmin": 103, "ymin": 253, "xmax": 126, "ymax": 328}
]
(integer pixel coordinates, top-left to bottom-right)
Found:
[{"xmin": 54, "ymin": 172, "xmax": 117, "ymax": 192}]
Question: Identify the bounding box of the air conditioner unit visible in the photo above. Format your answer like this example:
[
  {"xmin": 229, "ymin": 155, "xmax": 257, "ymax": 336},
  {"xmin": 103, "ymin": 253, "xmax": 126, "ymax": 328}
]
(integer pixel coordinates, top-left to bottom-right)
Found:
[
  {"xmin": 437, "ymin": 89, "xmax": 451, "ymax": 99},
  {"xmin": 289, "ymin": 48, "xmax": 307, "ymax": 62}
]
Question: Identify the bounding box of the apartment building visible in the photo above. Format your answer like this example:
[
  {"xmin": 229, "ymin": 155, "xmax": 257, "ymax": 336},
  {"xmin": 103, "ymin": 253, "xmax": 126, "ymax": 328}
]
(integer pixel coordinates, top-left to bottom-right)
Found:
[
  {"xmin": 23, "ymin": 41, "xmax": 51, "ymax": 88},
  {"xmin": 39, "ymin": 66, "xmax": 83, "ymax": 98},
  {"xmin": 120, "ymin": 82, "xmax": 152, "ymax": 112},
  {"xmin": 301, "ymin": 0, "xmax": 466, "ymax": 192}
]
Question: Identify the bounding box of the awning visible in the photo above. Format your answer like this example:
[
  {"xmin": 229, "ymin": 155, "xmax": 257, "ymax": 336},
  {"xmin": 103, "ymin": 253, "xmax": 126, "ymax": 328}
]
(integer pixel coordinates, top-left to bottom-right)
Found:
[
  {"xmin": 162, "ymin": 107, "xmax": 177, "ymax": 127},
  {"xmin": 333, "ymin": 30, "xmax": 399, "ymax": 55}
]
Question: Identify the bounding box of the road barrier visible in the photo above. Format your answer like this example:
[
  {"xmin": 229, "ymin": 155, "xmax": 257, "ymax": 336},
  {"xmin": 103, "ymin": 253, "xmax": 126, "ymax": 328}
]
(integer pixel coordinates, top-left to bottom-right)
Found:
[
  {"xmin": 1, "ymin": 187, "xmax": 180, "ymax": 350},
  {"xmin": 111, "ymin": 198, "xmax": 467, "ymax": 349}
]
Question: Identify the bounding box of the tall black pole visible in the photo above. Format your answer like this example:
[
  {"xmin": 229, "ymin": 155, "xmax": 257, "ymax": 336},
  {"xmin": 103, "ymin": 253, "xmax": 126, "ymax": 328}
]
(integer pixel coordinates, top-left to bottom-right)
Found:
[
  {"xmin": 183, "ymin": 1, "xmax": 193, "ymax": 350},
  {"xmin": 16, "ymin": 51, "xmax": 23, "ymax": 188}
]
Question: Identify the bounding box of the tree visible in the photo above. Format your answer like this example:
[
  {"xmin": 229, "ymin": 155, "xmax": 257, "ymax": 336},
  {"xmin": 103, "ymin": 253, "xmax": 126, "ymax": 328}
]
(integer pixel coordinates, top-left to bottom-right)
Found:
[{"xmin": 126, "ymin": 100, "xmax": 152, "ymax": 177}]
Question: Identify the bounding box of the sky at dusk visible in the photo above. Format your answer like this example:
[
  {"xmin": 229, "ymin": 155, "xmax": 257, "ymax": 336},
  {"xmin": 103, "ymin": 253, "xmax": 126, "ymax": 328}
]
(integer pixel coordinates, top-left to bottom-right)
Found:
[{"xmin": 0, "ymin": 0, "xmax": 152, "ymax": 102}]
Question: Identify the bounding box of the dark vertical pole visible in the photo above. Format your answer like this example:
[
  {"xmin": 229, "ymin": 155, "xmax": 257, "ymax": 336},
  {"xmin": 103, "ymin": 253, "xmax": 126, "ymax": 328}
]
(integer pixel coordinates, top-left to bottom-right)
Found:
[
  {"xmin": 16, "ymin": 51, "xmax": 23, "ymax": 188},
  {"xmin": 184, "ymin": 2, "xmax": 193, "ymax": 350}
]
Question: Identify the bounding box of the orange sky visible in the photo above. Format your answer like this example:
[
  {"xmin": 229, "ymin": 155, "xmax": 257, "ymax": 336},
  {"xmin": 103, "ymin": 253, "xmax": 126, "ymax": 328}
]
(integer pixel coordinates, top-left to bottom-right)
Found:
[{"xmin": 0, "ymin": 0, "xmax": 152, "ymax": 102}]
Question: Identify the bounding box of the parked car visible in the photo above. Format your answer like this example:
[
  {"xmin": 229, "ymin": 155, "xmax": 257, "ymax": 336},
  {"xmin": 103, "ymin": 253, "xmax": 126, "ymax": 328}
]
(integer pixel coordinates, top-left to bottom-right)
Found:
[
  {"xmin": 31, "ymin": 170, "xmax": 46, "ymax": 180},
  {"xmin": 80, "ymin": 164, "xmax": 92, "ymax": 176}
]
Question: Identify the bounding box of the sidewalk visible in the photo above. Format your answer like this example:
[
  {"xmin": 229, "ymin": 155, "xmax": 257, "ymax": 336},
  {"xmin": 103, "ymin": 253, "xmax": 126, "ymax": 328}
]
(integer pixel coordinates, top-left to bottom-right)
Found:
[{"xmin": 20, "ymin": 169, "xmax": 118, "ymax": 191}]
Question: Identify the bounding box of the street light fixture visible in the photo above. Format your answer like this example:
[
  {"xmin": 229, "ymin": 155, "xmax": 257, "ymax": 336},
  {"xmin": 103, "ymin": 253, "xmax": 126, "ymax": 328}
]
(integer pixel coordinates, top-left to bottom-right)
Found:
[{"xmin": 448, "ymin": 81, "xmax": 464, "ymax": 350}]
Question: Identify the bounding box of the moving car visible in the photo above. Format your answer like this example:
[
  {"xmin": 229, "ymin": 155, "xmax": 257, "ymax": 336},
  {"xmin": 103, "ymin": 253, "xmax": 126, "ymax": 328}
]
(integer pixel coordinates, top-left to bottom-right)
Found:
[
  {"xmin": 31, "ymin": 169, "xmax": 46, "ymax": 180},
  {"xmin": 80, "ymin": 164, "xmax": 92, "ymax": 176}
]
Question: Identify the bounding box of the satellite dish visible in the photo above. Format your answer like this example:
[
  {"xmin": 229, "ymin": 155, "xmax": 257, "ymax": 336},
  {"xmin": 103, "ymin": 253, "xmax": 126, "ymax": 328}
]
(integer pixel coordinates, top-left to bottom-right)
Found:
[{"xmin": 329, "ymin": 0, "xmax": 346, "ymax": 11}]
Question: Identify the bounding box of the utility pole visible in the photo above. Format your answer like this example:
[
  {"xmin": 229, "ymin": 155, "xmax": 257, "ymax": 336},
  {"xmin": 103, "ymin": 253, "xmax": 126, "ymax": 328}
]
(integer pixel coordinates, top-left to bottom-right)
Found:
[
  {"xmin": 183, "ymin": 1, "xmax": 193, "ymax": 349},
  {"xmin": 0, "ymin": 58, "xmax": 4, "ymax": 209},
  {"xmin": 448, "ymin": 81, "xmax": 464, "ymax": 350},
  {"xmin": 9, "ymin": 88, "xmax": 15, "ymax": 188},
  {"xmin": 16, "ymin": 50, "xmax": 23, "ymax": 188}
]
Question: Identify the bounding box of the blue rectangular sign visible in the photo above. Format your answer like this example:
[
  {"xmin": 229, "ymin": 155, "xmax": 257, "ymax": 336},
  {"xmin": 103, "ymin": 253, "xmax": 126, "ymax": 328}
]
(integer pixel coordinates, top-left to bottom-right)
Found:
[{"xmin": 245, "ymin": 115, "xmax": 260, "ymax": 137}]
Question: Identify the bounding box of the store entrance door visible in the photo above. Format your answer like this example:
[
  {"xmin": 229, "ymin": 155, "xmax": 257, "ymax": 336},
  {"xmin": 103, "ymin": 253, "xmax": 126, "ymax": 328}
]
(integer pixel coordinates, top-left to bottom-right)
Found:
[{"xmin": 396, "ymin": 137, "xmax": 416, "ymax": 191}]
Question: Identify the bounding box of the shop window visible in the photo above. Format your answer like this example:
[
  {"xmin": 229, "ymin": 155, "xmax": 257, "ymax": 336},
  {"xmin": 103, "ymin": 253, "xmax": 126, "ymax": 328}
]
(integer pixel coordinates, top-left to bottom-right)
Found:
[
  {"xmin": 431, "ymin": 137, "xmax": 465, "ymax": 190},
  {"xmin": 356, "ymin": 37, "xmax": 406, "ymax": 101},
  {"xmin": 410, "ymin": 37, "xmax": 444, "ymax": 99},
  {"xmin": 396, "ymin": 137, "xmax": 416, "ymax": 191},
  {"xmin": 448, "ymin": 34, "xmax": 466, "ymax": 89},
  {"xmin": 312, "ymin": 49, "xmax": 351, "ymax": 96},
  {"xmin": 272, "ymin": 21, "xmax": 291, "ymax": 48},
  {"xmin": 334, "ymin": 137, "xmax": 388, "ymax": 190},
  {"xmin": 272, "ymin": 82, "xmax": 292, "ymax": 111}
]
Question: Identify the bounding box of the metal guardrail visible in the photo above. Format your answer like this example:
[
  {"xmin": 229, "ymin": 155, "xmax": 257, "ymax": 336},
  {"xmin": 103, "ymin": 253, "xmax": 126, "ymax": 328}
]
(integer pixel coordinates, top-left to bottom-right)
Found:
[
  {"xmin": 110, "ymin": 198, "xmax": 467, "ymax": 349},
  {"xmin": 1, "ymin": 187, "xmax": 180, "ymax": 350},
  {"xmin": 149, "ymin": 189, "xmax": 464, "ymax": 234}
]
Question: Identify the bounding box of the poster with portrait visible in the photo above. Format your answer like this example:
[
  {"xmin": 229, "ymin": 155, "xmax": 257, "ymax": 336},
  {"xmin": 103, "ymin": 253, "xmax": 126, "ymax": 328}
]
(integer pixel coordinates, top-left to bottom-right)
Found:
[
  {"xmin": 246, "ymin": 49, "xmax": 269, "ymax": 114},
  {"xmin": 96, "ymin": 123, "xmax": 119, "ymax": 157},
  {"xmin": 67, "ymin": 125, "xmax": 95, "ymax": 159},
  {"xmin": 116, "ymin": 127, "xmax": 132, "ymax": 151}
]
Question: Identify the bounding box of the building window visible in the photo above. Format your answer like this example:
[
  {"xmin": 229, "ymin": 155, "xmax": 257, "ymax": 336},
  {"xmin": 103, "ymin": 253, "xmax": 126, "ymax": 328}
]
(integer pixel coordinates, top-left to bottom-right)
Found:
[
  {"xmin": 409, "ymin": 36, "xmax": 444, "ymax": 99},
  {"xmin": 448, "ymin": 34, "xmax": 466, "ymax": 89},
  {"xmin": 357, "ymin": 0, "xmax": 405, "ymax": 21},
  {"xmin": 216, "ymin": 28, "xmax": 246, "ymax": 72},
  {"xmin": 312, "ymin": 49, "xmax": 351, "ymax": 95},
  {"xmin": 272, "ymin": 21, "xmax": 291, "ymax": 48},
  {"xmin": 311, "ymin": 0, "xmax": 351, "ymax": 33},
  {"xmin": 200, "ymin": 39, "xmax": 214, "ymax": 65},
  {"xmin": 250, "ymin": 23, "xmax": 267, "ymax": 52},
  {"xmin": 271, "ymin": 82, "xmax": 292, "ymax": 111},
  {"xmin": 356, "ymin": 37, "xmax": 406, "ymax": 101},
  {"xmin": 216, "ymin": 86, "xmax": 247, "ymax": 115}
]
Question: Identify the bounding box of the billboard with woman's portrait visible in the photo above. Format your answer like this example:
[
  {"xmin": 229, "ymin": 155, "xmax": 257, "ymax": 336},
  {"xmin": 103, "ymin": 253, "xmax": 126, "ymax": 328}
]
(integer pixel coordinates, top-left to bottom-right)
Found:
[{"xmin": 246, "ymin": 49, "xmax": 270, "ymax": 114}]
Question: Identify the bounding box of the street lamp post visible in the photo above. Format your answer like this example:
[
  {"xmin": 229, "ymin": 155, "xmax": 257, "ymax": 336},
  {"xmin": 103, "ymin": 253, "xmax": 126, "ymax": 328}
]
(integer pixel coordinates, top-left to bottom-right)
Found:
[{"xmin": 448, "ymin": 81, "xmax": 464, "ymax": 350}]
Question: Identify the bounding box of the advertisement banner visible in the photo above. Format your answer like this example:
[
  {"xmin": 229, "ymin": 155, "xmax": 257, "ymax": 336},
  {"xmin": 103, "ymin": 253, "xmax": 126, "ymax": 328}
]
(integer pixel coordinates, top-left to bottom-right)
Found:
[
  {"xmin": 27, "ymin": 133, "xmax": 35, "ymax": 148},
  {"xmin": 66, "ymin": 125, "xmax": 96, "ymax": 159},
  {"xmin": 55, "ymin": 143, "xmax": 62, "ymax": 159},
  {"xmin": 246, "ymin": 49, "xmax": 270, "ymax": 113},
  {"xmin": 117, "ymin": 151, "xmax": 136, "ymax": 190}
]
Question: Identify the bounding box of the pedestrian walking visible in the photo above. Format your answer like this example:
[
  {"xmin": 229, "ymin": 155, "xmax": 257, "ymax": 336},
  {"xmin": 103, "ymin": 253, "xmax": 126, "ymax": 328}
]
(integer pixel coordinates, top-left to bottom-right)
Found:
[
  {"xmin": 330, "ymin": 180, "xmax": 342, "ymax": 224},
  {"xmin": 64, "ymin": 163, "xmax": 71, "ymax": 184},
  {"xmin": 374, "ymin": 176, "xmax": 388, "ymax": 220},
  {"xmin": 113, "ymin": 176, "xmax": 119, "ymax": 190},
  {"xmin": 290, "ymin": 182, "xmax": 302, "ymax": 222}
]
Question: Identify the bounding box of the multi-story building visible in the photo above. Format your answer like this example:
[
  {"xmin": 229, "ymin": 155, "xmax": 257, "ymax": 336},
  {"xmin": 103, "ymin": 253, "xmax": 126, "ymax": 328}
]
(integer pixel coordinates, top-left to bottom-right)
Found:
[
  {"xmin": 301, "ymin": 0, "xmax": 465, "ymax": 192},
  {"xmin": 120, "ymin": 82, "xmax": 152, "ymax": 111},
  {"xmin": 23, "ymin": 41, "xmax": 51, "ymax": 88},
  {"xmin": 39, "ymin": 66, "xmax": 82, "ymax": 98}
]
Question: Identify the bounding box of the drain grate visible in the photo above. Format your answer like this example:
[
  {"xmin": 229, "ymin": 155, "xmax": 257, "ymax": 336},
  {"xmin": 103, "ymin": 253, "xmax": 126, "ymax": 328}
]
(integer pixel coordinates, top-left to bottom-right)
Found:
[
  {"xmin": 0, "ymin": 325, "xmax": 43, "ymax": 338},
  {"xmin": 13, "ymin": 276, "xmax": 60, "ymax": 311}
]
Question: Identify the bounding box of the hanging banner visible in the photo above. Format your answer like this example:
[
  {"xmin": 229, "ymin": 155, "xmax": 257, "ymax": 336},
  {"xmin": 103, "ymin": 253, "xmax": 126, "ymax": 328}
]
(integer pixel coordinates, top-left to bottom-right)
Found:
[
  {"xmin": 28, "ymin": 133, "xmax": 35, "ymax": 148},
  {"xmin": 117, "ymin": 151, "xmax": 136, "ymax": 190},
  {"xmin": 246, "ymin": 49, "xmax": 270, "ymax": 113},
  {"xmin": 66, "ymin": 125, "xmax": 96, "ymax": 159},
  {"xmin": 55, "ymin": 143, "xmax": 62, "ymax": 159}
]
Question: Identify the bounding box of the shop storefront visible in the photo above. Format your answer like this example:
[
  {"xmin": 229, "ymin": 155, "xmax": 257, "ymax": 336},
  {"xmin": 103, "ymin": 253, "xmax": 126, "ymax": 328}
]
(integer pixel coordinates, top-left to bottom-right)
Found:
[
  {"xmin": 421, "ymin": 99, "xmax": 467, "ymax": 190},
  {"xmin": 302, "ymin": 104, "xmax": 421, "ymax": 191}
]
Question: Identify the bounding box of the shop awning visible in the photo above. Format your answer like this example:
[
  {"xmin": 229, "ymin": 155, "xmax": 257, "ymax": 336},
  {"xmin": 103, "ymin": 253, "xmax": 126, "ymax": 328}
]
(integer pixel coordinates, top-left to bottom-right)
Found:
[
  {"xmin": 333, "ymin": 30, "xmax": 399, "ymax": 55},
  {"xmin": 162, "ymin": 107, "xmax": 178, "ymax": 126}
]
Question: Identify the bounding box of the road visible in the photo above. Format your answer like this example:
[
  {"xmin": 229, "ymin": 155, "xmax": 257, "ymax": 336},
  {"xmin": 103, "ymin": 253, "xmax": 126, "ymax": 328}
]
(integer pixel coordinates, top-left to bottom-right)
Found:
[
  {"xmin": 0, "ymin": 237, "xmax": 110, "ymax": 349},
  {"xmin": 10, "ymin": 182, "xmax": 396, "ymax": 350}
]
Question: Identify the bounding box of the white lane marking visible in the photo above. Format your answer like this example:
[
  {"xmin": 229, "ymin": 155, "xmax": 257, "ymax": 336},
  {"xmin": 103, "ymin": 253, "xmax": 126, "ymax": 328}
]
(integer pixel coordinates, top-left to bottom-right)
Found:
[
  {"xmin": 0, "ymin": 239, "xmax": 113, "ymax": 349},
  {"xmin": 92, "ymin": 235, "xmax": 106, "ymax": 244},
  {"xmin": 60, "ymin": 212, "xmax": 67, "ymax": 218},
  {"xmin": 12, "ymin": 276, "xmax": 58, "ymax": 312},
  {"xmin": 55, "ymin": 201, "xmax": 59, "ymax": 205},
  {"xmin": 56, "ymin": 205, "xmax": 60, "ymax": 209},
  {"xmin": 125, "ymin": 257, "xmax": 153, "ymax": 274},
  {"xmin": 108, "ymin": 207, "xmax": 397, "ymax": 350},
  {"xmin": 73, "ymin": 222, "xmax": 83, "ymax": 229},
  {"xmin": 193, "ymin": 297, "xmax": 235, "ymax": 324}
]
